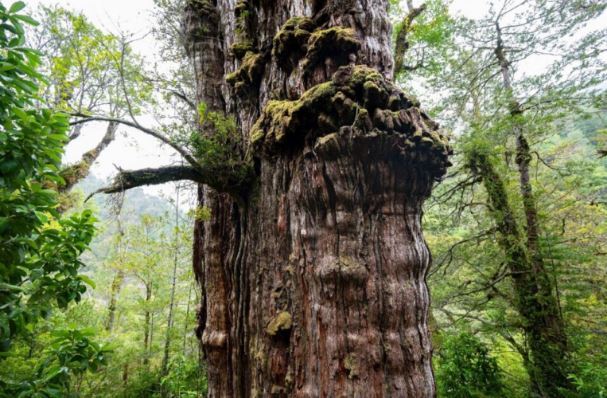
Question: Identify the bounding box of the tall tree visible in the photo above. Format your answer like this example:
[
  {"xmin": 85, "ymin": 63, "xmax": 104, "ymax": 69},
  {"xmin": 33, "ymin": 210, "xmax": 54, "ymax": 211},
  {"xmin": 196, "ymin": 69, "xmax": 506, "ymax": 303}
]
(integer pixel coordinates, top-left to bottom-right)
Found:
[
  {"xmin": 30, "ymin": 6, "xmax": 152, "ymax": 192},
  {"xmin": 162, "ymin": 185, "xmax": 182, "ymax": 378},
  {"xmin": 415, "ymin": 1, "xmax": 606, "ymax": 396},
  {"xmin": 88, "ymin": 0, "xmax": 452, "ymax": 395}
]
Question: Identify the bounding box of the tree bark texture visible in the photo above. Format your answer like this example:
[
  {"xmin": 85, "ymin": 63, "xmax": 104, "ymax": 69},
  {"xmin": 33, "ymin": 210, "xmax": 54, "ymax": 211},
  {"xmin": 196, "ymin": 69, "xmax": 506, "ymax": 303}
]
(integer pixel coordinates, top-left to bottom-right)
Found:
[{"xmin": 184, "ymin": 1, "xmax": 451, "ymax": 396}]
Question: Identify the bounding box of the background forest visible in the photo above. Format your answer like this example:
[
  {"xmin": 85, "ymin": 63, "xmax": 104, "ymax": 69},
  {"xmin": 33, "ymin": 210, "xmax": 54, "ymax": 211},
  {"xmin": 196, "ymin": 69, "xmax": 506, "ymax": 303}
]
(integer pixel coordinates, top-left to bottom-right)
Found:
[{"xmin": 0, "ymin": 0, "xmax": 605, "ymax": 397}]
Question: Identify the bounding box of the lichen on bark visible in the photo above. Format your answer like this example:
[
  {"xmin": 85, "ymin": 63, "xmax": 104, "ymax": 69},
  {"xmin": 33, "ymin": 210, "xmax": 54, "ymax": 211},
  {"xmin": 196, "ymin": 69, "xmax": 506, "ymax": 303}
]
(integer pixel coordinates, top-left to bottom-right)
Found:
[{"xmin": 266, "ymin": 311, "xmax": 293, "ymax": 336}]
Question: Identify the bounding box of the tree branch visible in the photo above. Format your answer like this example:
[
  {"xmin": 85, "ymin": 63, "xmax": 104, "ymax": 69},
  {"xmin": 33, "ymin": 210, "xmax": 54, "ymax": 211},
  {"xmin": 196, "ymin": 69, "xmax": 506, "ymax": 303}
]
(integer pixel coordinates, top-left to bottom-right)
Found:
[
  {"xmin": 70, "ymin": 114, "xmax": 199, "ymax": 168},
  {"xmin": 91, "ymin": 165, "xmax": 203, "ymax": 197},
  {"xmin": 394, "ymin": 3, "xmax": 427, "ymax": 76},
  {"xmin": 87, "ymin": 161, "xmax": 252, "ymax": 202},
  {"xmin": 60, "ymin": 121, "xmax": 118, "ymax": 193}
]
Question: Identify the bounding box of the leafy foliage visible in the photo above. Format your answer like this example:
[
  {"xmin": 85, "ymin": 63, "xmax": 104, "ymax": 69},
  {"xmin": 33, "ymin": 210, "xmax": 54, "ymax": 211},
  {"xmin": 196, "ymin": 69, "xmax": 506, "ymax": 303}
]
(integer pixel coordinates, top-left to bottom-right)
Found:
[
  {"xmin": 435, "ymin": 332, "xmax": 503, "ymax": 398},
  {"xmin": 187, "ymin": 102, "xmax": 252, "ymax": 184},
  {"xmin": 0, "ymin": 1, "xmax": 96, "ymax": 352}
]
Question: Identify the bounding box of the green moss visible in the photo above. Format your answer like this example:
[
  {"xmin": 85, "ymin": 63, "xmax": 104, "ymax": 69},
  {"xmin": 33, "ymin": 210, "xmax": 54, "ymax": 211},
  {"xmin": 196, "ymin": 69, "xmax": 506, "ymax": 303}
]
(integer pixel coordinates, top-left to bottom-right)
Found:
[
  {"xmin": 250, "ymin": 64, "xmax": 451, "ymax": 174},
  {"xmin": 225, "ymin": 51, "xmax": 265, "ymax": 92},
  {"xmin": 266, "ymin": 311, "xmax": 292, "ymax": 336},
  {"xmin": 230, "ymin": 41, "xmax": 254, "ymax": 59},
  {"xmin": 272, "ymin": 17, "xmax": 315, "ymax": 68},
  {"xmin": 60, "ymin": 161, "xmax": 89, "ymax": 187},
  {"xmin": 235, "ymin": 0, "xmax": 248, "ymax": 15},
  {"xmin": 302, "ymin": 27, "xmax": 360, "ymax": 73}
]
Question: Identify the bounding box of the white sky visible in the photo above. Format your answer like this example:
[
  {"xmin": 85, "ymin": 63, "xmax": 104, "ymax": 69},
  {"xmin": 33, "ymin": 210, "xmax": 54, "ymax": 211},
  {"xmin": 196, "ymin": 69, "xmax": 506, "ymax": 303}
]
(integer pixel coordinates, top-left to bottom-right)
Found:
[{"xmin": 22, "ymin": 0, "xmax": 600, "ymax": 197}]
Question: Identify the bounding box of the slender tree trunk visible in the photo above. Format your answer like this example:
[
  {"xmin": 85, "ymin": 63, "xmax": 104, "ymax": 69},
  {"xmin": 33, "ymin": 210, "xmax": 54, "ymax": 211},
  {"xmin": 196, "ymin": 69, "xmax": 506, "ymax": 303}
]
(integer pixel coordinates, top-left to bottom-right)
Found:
[
  {"xmin": 468, "ymin": 148, "xmax": 571, "ymax": 397},
  {"xmin": 150, "ymin": 312, "xmax": 155, "ymax": 357},
  {"xmin": 184, "ymin": 1, "xmax": 451, "ymax": 396},
  {"xmin": 183, "ymin": 280, "xmax": 194, "ymax": 355},
  {"xmin": 162, "ymin": 186, "xmax": 181, "ymax": 377},
  {"xmin": 106, "ymin": 270, "xmax": 124, "ymax": 332},
  {"xmin": 492, "ymin": 23, "xmax": 572, "ymax": 397},
  {"xmin": 143, "ymin": 281, "xmax": 153, "ymax": 366}
]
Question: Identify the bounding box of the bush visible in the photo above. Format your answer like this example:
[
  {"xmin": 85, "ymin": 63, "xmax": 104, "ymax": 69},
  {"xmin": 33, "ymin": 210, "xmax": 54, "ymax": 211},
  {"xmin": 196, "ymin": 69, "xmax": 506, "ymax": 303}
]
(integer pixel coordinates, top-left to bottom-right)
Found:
[{"xmin": 435, "ymin": 332, "xmax": 503, "ymax": 398}]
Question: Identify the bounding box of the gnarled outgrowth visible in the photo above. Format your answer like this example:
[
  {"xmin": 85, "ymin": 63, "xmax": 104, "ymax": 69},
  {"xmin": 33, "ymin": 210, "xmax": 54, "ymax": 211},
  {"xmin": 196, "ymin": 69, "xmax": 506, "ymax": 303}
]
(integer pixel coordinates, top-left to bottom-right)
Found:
[
  {"xmin": 251, "ymin": 64, "xmax": 450, "ymax": 179},
  {"xmin": 225, "ymin": 51, "xmax": 267, "ymax": 94},
  {"xmin": 301, "ymin": 27, "xmax": 360, "ymax": 75},
  {"xmin": 272, "ymin": 17, "xmax": 316, "ymax": 70}
]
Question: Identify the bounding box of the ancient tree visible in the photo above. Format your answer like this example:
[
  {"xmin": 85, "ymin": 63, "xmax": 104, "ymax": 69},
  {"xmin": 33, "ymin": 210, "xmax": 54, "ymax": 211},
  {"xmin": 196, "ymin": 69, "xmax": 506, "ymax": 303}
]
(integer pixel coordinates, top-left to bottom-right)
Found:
[{"xmin": 92, "ymin": 0, "xmax": 451, "ymax": 395}]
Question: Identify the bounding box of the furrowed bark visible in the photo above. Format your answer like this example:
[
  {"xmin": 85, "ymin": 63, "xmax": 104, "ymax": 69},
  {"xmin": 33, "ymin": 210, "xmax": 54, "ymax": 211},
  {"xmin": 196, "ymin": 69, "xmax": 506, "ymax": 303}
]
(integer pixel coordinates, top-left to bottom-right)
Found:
[{"xmin": 184, "ymin": 0, "xmax": 451, "ymax": 396}]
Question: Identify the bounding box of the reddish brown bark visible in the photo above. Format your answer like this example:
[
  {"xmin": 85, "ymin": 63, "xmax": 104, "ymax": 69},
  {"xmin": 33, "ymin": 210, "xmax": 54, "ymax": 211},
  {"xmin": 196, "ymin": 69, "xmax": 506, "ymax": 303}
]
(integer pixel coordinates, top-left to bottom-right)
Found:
[{"xmin": 184, "ymin": 1, "xmax": 450, "ymax": 396}]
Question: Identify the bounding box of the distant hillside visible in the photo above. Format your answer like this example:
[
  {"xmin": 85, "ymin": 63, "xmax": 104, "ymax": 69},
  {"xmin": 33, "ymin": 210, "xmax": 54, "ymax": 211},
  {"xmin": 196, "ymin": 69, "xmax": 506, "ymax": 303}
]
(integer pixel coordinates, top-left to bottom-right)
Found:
[{"xmin": 77, "ymin": 174, "xmax": 177, "ymax": 223}]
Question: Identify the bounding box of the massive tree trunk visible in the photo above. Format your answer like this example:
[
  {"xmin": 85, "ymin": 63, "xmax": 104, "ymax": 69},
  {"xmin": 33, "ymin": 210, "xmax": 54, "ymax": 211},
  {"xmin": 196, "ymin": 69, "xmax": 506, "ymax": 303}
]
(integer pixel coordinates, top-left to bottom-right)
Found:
[{"xmin": 184, "ymin": 1, "xmax": 450, "ymax": 396}]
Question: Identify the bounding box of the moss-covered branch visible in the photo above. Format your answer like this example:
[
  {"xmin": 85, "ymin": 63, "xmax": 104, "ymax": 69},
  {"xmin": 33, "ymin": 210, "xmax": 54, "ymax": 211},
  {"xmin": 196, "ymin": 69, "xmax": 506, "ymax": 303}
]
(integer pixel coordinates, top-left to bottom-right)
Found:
[
  {"xmin": 394, "ymin": 3, "xmax": 427, "ymax": 76},
  {"xmin": 60, "ymin": 121, "xmax": 118, "ymax": 192}
]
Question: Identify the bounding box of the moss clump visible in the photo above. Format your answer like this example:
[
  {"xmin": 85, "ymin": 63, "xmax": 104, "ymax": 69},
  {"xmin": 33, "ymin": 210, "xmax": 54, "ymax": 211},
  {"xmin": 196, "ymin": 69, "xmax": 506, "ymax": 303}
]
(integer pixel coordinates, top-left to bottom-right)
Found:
[
  {"xmin": 272, "ymin": 17, "xmax": 315, "ymax": 69},
  {"xmin": 60, "ymin": 161, "xmax": 90, "ymax": 188},
  {"xmin": 225, "ymin": 51, "xmax": 265, "ymax": 92},
  {"xmin": 235, "ymin": 0, "xmax": 248, "ymax": 15},
  {"xmin": 250, "ymin": 81, "xmax": 336, "ymax": 147},
  {"xmin": 302, "ymin": 27, "xmax": 360, "ymax": 74},
  {"xmin": 250, "ymin": 64, "xmax": 452, "ymax": 179},
  {"xmin": 266, "ymin": 311, "xmax": 292, "ymax": 336},
  {"xmin": 230, "ymin": 40, "xmax": 254, "ymax": 59}
]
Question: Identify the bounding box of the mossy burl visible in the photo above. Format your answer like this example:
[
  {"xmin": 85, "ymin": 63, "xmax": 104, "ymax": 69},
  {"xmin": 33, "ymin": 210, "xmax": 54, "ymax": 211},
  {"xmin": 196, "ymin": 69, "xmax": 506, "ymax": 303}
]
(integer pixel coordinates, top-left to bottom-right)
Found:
[
  {"xmin": 230, "ymin": 40, "xmax": 254, "ymax": 59},
  {"xmin": 225, "ymin": 51, "xmax": 265, "ymax": 91},
  {"xmin": 249, "ymin": 64, "xmax": 451, "ymax": 175},
  {"xmin": 302, "ymin": 26, "xmax": 360, "ymax": 73},
  {"xmin": 272, "ymin": 17, "xmax": 315, "ymax": 68},
  {"xmin": 272, "ymin": 18, "xmax": 360, "ymax": 73}
]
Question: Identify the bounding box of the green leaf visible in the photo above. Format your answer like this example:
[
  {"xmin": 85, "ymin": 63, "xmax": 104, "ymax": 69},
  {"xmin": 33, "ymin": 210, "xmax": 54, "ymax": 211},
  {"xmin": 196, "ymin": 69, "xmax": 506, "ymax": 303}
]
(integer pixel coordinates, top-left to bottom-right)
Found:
[
  {"xmin": 78, "ymin": 274, "xmax": 96, "ymax": 289},
  {"xmin": 13, "ymin": 14, "xmax": 38, "ymax": 26},
  {"xmin": 8, "ymin": 1, "xmax": 26, "ymax": 14}
]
